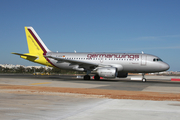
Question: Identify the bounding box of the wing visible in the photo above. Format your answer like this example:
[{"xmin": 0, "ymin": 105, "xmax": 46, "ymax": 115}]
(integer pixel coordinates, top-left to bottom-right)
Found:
[{"xmin": 44, "ymin": 55, "xmax": 100, "ymax": 70}]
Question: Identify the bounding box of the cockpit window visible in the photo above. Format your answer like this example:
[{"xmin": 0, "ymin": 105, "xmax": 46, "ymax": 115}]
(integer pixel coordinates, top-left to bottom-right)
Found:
[
  {"xmin": 157, "ymin": 58, "xmax": 163, "ymax": 61},
  {"xmin": 153, "ymin": 58, "xmax": 163, "ymax": 62}
]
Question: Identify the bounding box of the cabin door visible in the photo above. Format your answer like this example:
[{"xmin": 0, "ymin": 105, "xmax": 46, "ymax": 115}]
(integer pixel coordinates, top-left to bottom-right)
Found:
[{"xmin": 141, "ymin": 55, "xmax": 147, "ymax": 66}]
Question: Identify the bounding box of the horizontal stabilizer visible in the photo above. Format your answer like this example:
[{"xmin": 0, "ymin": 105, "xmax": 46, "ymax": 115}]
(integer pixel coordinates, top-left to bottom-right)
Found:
[
  {"xmin": 12, "ymin": 52, "xmax": 38, "ymax": 58},
  {"xmin": 12, "ymin": 52, "xmax": 38, "ymax": 61}
]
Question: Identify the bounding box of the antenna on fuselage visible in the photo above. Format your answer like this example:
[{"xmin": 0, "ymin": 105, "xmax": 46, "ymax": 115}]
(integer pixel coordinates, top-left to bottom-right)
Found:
[
  {"xmin": 142, "ymin": 51, "xmax": 144, "ymax": 54},
  {"xmin": 74, "ymin": 50, "xmax": 76, "ymax": 53}
]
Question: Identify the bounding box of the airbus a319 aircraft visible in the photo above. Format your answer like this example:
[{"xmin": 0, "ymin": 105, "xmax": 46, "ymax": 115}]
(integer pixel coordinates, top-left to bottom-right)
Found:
[{"xmin": 12, "ymin": 27, "xmax": 170, "ymax": 82}]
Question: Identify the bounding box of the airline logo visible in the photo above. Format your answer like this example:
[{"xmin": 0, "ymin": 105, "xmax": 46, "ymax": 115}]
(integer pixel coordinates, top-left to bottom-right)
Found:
[{"xmin": 87, "ymin": 54, "xmax": 139, "ymax": 59}]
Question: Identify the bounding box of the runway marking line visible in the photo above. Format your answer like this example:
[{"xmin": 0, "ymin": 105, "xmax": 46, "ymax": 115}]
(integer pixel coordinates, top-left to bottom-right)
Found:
[
  {"xmin": 30, "ymin": 82, "xmax": 51, "ymax": 85},
  {"xmin": 171, "ymin": 78, "xmax": 180, "ymax": 81}
]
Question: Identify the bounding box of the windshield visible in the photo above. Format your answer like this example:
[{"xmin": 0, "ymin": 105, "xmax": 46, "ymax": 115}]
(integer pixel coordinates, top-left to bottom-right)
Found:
[{"xmin": 153, "ymin": 58, "xmax": 163, "ymax": 62}]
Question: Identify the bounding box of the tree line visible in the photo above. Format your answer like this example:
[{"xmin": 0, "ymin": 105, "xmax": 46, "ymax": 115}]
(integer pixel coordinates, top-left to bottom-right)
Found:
[{"xmin": 0, "ymin": 66, "xmax": 84, "ymax": 74}]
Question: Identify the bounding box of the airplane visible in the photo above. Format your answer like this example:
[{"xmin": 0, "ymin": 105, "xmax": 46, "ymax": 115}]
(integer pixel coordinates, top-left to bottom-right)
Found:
[{"xmin": 12, "ymin": 27, "xmax": 170, "ymax": 82}]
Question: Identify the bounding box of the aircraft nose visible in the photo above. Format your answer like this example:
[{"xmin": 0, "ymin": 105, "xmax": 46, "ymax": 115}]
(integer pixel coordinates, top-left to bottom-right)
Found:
[{"xmin": 161, "ymin": 63, "xmax": 170, "ymax": 71}]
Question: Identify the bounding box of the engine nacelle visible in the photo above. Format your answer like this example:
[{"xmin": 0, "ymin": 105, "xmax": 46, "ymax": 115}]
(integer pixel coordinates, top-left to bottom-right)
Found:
[
  {"xmin": 97, "ymin": 67, "xmax": 117, "ymax": 78},
  {"xmin": 117, "ymin": 72, "xmax": 128, "ymax": 78}
]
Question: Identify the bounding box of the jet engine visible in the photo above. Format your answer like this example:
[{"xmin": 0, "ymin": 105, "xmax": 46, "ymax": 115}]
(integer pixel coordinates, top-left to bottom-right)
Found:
[{"xmin": 97, "ymin": 67, "xmax": 117, "ymax": 78}]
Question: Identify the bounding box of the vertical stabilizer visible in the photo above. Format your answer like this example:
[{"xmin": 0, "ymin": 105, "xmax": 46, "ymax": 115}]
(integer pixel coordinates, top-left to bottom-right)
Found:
[
  {"xmin": 18, "ymin": 27, "xmax": 53, "ymax": 67},
  {"xmin": 25, "ymin": 27, "xmax": 51, "ymax": 55}
]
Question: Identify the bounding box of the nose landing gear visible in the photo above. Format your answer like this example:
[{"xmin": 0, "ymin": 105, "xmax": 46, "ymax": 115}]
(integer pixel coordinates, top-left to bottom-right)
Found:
[{"xmin": 142, "ymin": 73, "xmax": 146, "ymax": 82}]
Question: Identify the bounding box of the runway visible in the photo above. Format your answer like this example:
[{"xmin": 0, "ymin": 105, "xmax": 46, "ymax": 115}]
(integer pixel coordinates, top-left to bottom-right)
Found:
[
  {"xmin": 1, "ymin": 74, "xmax": 180, "ymax": 92},
  {"xmin": 1, "ymin": 74, "xmax": 180, "ymax": 120}
]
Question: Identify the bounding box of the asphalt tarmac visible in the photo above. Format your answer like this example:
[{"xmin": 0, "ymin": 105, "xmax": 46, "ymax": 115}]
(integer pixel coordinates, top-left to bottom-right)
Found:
[
  {"xmin": 1, "ymin": 74, "xmax": 180, "ymax": 120},
  {"xmin": 1, "ymin": 74, "xmax": 180, "ymax": 92}
]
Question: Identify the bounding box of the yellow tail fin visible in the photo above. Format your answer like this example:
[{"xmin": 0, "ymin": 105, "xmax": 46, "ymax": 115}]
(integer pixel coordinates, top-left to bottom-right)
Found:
[
  {"xmin": 12, "ymin": 27, "xmax": 53, "ymax": 67},
  {"xmin": 25, "ymin": 27, "xmax": 51, "ymax": 54}
]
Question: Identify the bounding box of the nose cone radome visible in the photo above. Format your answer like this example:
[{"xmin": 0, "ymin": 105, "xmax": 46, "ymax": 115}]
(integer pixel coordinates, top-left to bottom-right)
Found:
[{"xmin": 161, "ymin": 62, "xmax": 170, "ymax": 71}]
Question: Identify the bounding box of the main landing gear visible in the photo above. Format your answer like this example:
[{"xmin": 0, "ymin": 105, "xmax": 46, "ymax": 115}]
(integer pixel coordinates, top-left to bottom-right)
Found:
[
  {"xmin": 94, "ymin": 74, "xmax": 100, "ymax": 80},
  {"xmin": 84, "ymin": 70, "xmax": 92, "ymax": 80},
  {"xmin": 84, "ymin": 75, "xmax": 90, "ymax": 80},
  {"xmin": 83, "ymin": 74, "xmax": 100, "ymax": 80},
  {"xmin": 142, "ymin": 73, "xmax": 146, "ymax": 82}
]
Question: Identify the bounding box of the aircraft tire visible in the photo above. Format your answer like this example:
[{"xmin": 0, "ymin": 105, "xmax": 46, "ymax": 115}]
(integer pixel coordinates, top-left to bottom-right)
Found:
[
  {"xmin": 94, "ymin": 75, "xmax": 100, "ymax": 80},
  {"xmin": 84, "ymin": 75, "xmax": 90, "ymax": 80},
  {"xmin": 142, "ymin": 78, "xmax": 146, "ymax": 82}
]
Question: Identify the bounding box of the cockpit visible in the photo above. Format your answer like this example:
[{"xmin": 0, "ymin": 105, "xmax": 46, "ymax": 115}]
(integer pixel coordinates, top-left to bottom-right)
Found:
[{"xmin": 153, "ymin": 58, "xmax": 163, "ymax": 62}]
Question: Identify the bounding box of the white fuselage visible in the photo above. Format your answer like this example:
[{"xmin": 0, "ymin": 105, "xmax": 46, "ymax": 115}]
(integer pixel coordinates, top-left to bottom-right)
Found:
[{"xmin": 46, "ymin": 52, "xmax": 169, "ymax": 73}]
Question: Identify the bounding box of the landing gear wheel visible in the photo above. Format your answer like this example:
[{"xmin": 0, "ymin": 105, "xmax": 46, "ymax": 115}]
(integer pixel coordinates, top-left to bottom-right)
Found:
[
  {"xmin": 142, "ymin": 78, "xmax": 146, "ymax": 82},
  {"xmin": 84, "ymin": 75, "xmax": 90, "ymax": 80},
  {"xmin": 142, "ymin": 73, "xmax": 146, "ymax": 82},
  {"xmin": 94, "ymin": 75, "xmax": 100, "ymax": 80}
]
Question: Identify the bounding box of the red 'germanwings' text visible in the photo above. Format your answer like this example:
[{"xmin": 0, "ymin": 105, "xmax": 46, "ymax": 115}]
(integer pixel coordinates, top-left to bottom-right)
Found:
[{"xmin": 87, "ymin": 54, "xmax": 139, "ymax": 59}]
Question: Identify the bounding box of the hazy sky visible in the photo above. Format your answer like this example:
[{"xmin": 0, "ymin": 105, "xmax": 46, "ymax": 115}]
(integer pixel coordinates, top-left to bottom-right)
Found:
[{"xmin": 0, "ymin": 0, "xmax": 180, "ymax": 71}]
